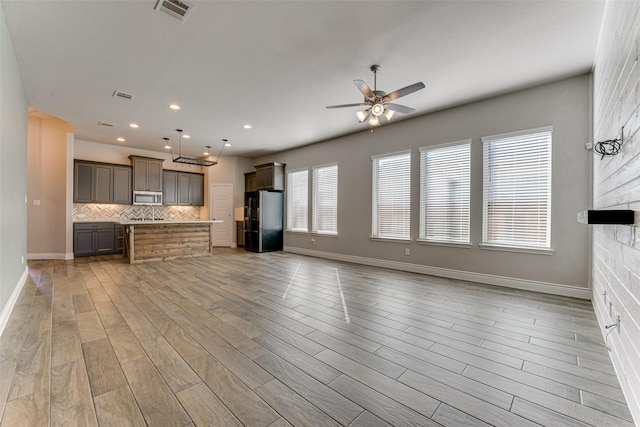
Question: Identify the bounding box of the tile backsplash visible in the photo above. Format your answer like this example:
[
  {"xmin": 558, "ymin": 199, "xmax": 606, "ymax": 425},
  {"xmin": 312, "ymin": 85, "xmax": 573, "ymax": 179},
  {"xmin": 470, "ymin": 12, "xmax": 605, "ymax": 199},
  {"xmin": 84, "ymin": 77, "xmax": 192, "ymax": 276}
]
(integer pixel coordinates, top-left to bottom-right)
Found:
[{"xmin": 73, "ymin": 204, "xmax": 201, "ymax": 222}]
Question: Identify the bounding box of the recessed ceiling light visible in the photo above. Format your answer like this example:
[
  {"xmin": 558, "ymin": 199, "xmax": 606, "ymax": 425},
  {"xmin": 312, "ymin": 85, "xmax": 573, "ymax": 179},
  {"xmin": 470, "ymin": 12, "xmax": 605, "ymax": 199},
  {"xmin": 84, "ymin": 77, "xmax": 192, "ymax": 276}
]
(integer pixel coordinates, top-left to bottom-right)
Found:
[
  {"xmin": 117, "ymin": 137, "xmax": 125, "ymax": 142},
  {"xmin": 169, "ymin": 104, "xmax": 181, "ymax": 110},
  {"xmin": 183, "ymin": 134, "xmax": 190, "ymax": 139},
  {"xmin": 129, "ymin": 123, "xmax": 139, "ymax": 128},
  {"xmin": 243, "ymin": 124, "xmax": 252, "ymax": 129}
]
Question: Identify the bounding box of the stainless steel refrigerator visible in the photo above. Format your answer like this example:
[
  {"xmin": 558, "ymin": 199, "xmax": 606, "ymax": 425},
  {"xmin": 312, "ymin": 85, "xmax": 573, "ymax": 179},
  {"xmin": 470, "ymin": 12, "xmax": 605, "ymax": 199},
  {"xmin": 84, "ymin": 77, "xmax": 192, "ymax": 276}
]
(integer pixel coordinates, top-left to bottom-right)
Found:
[{"xmin": 244, "ymin": 190, "xmax": 283, "ymax": 252}]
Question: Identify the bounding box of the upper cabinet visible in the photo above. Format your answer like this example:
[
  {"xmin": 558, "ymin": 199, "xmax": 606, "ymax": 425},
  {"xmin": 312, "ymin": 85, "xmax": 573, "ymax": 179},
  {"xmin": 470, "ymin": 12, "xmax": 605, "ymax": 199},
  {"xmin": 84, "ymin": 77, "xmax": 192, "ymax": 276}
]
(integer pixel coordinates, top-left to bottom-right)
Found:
[
  {"xmin": 254, "ymin": 162, "xmax": 285, "ymax": 191},
  {"xmin": 74, "ymin": 161, "xmax": 95, "ymax": 203},
  {"xmin": 113, "ymin": 166, "xmax": 132, "ymax": 204},
  {"xmin": 129, "ymin": 156, "xmax": 164, "ymax": 192},
  {"xmin": 74, "ymin": 160, "xmax": 131, "ymax": 204},
  {"xmin": 244, "ymin": 171, "xmax": 257, "ymax": 192},
  {"xmin": 163, "ymin": 170, "xmax": 204, "ymax": 206},
  {"xmin": 189, "ymin": 173, "xmax": 204, "ymax": 206}
]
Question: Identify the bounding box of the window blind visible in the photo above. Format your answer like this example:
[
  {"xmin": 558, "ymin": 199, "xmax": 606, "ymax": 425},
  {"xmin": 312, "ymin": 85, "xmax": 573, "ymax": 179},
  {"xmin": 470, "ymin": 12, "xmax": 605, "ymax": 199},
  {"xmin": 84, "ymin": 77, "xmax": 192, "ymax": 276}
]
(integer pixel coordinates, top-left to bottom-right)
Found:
[
  {"xmin": 286, "ymin": 169, "xmax": 308, "ymax": 232},
  {"xmin": 312, "ymin": 164, "xmax": 338, "ymax": 234},
  {"xmin": 372, "ymin": 151, "xmax": 411, "ymax": 239},
  {"xmin": 482, "ymin": 127, "xmax": 552, "ymax": 248},
  {"xmin": 420, "ymin": 141, "xmax": 471, "ymax": 243}
]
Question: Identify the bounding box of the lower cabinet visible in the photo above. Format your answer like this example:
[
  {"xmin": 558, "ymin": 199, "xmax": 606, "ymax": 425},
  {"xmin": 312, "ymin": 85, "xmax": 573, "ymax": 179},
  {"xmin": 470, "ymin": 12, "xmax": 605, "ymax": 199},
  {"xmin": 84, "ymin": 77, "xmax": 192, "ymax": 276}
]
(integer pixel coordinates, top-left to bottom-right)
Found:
[{"xmin": 73, "ymin": 222, "xmax": 120, "ymax": 257}]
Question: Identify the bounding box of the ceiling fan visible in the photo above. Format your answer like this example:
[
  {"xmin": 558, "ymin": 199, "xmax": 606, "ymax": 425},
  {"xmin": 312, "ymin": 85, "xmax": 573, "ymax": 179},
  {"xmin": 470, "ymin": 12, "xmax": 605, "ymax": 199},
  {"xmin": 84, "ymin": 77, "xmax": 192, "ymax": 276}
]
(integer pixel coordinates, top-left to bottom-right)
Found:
[{"xmin": 326, "ymin": 64, "xmax": 425, "ymax": 127}]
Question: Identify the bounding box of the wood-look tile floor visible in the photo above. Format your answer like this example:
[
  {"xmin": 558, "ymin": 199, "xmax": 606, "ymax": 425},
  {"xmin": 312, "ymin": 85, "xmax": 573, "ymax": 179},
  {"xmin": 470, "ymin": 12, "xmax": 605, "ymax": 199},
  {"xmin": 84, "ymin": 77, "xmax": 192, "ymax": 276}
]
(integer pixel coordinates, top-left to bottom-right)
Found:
[{"xmin": 0, "ymin": 251, "xmax": 634, "ymax": 426}]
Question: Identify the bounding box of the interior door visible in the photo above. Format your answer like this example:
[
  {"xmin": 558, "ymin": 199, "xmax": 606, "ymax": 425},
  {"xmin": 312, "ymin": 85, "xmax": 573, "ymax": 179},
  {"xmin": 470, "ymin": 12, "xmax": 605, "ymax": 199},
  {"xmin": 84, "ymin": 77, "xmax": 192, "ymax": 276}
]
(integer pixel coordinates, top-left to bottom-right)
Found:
[{"xmin": 210, "ymin": 183, "xmax": 233, "ymax": 247}]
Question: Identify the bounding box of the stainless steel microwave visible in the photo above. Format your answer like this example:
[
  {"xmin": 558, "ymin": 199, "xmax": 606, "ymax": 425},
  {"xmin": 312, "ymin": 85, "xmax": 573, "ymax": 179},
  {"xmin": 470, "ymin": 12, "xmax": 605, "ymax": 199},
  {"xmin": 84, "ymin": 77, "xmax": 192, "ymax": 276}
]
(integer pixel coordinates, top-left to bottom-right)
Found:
[{"xmin": 132, "ymin": 191, "xmax": 163, "ymax": 205}]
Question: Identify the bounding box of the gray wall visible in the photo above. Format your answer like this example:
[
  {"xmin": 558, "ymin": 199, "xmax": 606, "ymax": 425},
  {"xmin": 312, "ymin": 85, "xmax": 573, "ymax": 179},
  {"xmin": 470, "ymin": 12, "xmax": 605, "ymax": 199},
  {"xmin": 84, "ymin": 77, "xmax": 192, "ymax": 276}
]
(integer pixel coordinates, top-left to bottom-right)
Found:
[
  {"xmin": 591, "ymin": 1, "xmax": 640, "ymax": 423},
  {"xmin": 0, "ymin": 3, "xmax": 28, "ymax": 323},
  {"xmin": 258, "ymin": 75, "xmax": 591, "ymax": 293}
]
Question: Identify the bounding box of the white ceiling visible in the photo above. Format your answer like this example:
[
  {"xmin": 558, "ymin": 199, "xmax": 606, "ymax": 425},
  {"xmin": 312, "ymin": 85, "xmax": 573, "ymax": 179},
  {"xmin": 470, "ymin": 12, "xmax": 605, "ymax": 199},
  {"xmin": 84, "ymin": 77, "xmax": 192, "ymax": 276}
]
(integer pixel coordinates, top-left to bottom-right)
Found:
[{"xmin": 2, "ymin": 1, "xmax": 604, "ymax": 159}]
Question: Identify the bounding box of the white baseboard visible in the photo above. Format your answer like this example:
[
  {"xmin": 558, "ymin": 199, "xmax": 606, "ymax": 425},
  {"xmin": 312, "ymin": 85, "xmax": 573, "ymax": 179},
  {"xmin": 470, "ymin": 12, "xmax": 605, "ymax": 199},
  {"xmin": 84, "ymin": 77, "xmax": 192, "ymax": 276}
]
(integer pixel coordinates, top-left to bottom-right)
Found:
[
  {"xmin": 283, "ymin": 246, "xmax": 592, "ymax": 300},
  {"xmin": 27, "ymin": 252, "xmax": 74, "ymax": 260},
  {"xmin": 0, "ymin": 266, "xmax": 29, "ymax": 337}
]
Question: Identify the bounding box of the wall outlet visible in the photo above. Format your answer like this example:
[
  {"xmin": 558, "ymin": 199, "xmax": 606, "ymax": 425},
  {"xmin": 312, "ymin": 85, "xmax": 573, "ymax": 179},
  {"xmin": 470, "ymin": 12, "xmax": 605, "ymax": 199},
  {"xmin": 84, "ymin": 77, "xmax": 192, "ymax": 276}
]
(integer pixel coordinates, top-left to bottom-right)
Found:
[
  {"xmin": 32, "ymin": 199, "xmax": 41, "ymax": 206},
  {"xmin": 405, "ymin": 248, "xmax": 410, "ymax": 256},
  {"xmin": 585, "ymin": 141, "xmax": 593, "ymax": 150},
  {"xmin": 310, "ymin": 238, "xmax": 315, "ymax": 245}
]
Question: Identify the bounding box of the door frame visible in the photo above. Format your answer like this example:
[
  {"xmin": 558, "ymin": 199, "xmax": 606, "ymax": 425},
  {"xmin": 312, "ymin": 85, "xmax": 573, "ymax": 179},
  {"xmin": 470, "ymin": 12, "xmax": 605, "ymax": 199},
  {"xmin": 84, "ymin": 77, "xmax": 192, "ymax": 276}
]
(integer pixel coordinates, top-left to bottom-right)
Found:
[{"xmin": 210, "ymin": 183, "xmax": 234, "ymax": 247}]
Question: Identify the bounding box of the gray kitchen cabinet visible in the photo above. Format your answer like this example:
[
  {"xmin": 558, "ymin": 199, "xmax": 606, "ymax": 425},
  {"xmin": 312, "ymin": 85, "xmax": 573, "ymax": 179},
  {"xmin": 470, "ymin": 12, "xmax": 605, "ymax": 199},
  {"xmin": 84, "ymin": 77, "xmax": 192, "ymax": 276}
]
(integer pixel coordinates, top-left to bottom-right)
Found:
[
  {"xmin": 73, "ymin": 222, "xmax": 116, "ymax": 257},
  {"xmin": 74, "ymin": 161, "xmax": 94, "ymax": 203},
  {"xmin": 254, "ymin": 162, "xmax": 285, "ymax": 191},
  {"xmin": 163, "ymin": 170, "xmax": 204, "ymax": 206},
  {"xmin": 130, "ymin": 156, "xmax": 164, "ymax": 192},
  {"xmin": 113, "ymin": 166, "xmax": 132, "ymax": 204},
  {"xmin": 245, "ymin": 171, "xmax": 256, "ymax": 192},
  {"xmin": 178, "ymin": 173, "xmax": 191, "ymax": 205},
  {"xmin": 163, "ymin": 171, "xmax": 178, "ymax": 205},
  {"xmin": 189, "ymin": 173, "xmax": 204, "ymax": 206},
  {"xmin": 74, "ymin": 160, "xmax": 131, "ymax": 204},
  {"xmin": 94, "ymin": 164, "xmax": 113, "ymax": 203}
]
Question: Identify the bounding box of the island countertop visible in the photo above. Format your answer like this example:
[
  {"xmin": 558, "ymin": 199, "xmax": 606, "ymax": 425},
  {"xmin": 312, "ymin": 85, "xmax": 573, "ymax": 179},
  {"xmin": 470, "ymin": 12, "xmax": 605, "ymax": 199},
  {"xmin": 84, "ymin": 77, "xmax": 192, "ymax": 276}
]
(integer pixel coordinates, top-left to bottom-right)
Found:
[{"xmin": 116, "ymin": 219, "xmax": 223, "ymax": 225}]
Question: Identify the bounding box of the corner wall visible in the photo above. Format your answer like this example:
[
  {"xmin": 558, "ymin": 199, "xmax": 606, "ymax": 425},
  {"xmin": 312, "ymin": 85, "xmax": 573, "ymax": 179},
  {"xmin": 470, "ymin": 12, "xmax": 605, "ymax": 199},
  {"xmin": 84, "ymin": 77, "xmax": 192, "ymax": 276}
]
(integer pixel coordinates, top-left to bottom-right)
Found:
[
  {"xmin": 27, "ymin": 112, "xmax": 72, "ymax": 259},
  {"xmin": 592, "ymin": 1, "xmax": 640, "ymax": 423},
  {"xmin": 0, "ymin": 3, "xmax": 28, "ymax": 333}
]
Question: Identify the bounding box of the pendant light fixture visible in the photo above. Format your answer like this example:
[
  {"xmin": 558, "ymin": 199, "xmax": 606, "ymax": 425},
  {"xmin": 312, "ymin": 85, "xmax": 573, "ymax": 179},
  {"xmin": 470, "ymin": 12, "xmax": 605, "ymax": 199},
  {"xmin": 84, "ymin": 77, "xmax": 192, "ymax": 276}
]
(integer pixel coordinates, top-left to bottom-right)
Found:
[{"xmin": 170, "ymin": 128, "xmax": 220, "ymax": 167}]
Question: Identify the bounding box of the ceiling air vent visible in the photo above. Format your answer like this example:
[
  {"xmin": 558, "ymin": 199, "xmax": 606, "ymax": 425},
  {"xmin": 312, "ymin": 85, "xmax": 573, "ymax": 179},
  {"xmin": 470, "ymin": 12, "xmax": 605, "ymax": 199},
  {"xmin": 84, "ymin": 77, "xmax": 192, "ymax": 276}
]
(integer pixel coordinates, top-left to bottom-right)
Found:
[
  {"xmin": 97, "ymin": 121, "xmax": 114, "ymax": 127},
  {"xmin": 154, "ymin": 0, "xmax": 193, "ymax": 22},
  {"xmin": 112, "ymin": 90, "xmax": 133, "ymax": 101}
]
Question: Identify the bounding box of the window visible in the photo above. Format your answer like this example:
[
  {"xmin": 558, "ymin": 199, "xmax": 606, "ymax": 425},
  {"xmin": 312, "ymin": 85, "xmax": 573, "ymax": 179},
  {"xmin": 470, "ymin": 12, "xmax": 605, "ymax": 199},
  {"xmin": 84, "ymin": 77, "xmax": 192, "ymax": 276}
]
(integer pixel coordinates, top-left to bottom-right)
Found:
[
  {"xmin": 419, "ymin": 141, "xmax": 471, "ymax": 244},
  {"xmin": 372, "ymin": 151, "xmax": 411, "ymax": 240},
  {"xmin": 312, "ymin": 164, "xmax": 338, "ymax": 234},
  {"xmin": 482, "ymin": 127, "xmax": 552, "ymax": 249},
  {"xmin": 287, "ymin": 169, "xmax": 308, "ymax": 232}
]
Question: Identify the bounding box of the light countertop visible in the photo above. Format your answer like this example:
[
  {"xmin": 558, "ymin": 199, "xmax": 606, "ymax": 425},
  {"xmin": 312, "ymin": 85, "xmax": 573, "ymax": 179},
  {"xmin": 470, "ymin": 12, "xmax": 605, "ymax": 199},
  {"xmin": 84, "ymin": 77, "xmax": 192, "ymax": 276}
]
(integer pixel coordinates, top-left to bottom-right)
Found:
[{"xmin": 116, "ymin": 219, "xmax": 224, "ymax": 225}]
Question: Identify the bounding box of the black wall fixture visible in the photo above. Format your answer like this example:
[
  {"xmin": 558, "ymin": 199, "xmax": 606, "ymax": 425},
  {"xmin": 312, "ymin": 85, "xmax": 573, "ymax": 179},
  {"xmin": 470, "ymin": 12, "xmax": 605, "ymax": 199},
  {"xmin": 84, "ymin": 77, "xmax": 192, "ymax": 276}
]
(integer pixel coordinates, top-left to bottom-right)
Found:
[
  {"xmin": 578, "ymin": 210, "xmax": 635, "ymax": 225},
  {"xmin": 594, "ymin": 126, "xmax": 623, "ymax": 159}
]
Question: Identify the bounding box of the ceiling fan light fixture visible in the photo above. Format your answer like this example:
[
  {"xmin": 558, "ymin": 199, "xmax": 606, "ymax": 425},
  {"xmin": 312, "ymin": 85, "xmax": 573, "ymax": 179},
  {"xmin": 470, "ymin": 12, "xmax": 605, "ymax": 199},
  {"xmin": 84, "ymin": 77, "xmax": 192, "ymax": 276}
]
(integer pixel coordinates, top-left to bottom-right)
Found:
[
  {"xmin": 371, "ymin": 103, "xmax": 384, "ymax": 117},
  {"xmin": 384, "ymin": 109, "xmax": 395, "ymax": 121},
  {"xmin": 369, "ymin": 115, "xmax": 380, "ymax": 127},
  {"xmin": 356, "ymin": 109, "xmax": 369, "ymax": 122}
]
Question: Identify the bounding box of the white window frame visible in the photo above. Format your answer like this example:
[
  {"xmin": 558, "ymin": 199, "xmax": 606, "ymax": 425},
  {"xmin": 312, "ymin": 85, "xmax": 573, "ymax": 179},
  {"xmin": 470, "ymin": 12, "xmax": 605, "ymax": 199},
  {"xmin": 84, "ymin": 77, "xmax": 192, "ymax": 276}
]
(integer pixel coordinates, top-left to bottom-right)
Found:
[
  {"xmin": 419, "ymin": 140, "xmax": 471, "ymax": 247},
  {"xmin": 481, "ymin": 126, "xmax": 553, "ymax": 254},
  {"xmin": 312, "ymin": 163, "xmax": 338, "ymax": 235},
  {"xmin": 286, "ymin": 168, "xmax": 309, "ymax": 233},
  {"xmin": 371, "ymin": 150, "xmax": 412, "ymax": 241}
]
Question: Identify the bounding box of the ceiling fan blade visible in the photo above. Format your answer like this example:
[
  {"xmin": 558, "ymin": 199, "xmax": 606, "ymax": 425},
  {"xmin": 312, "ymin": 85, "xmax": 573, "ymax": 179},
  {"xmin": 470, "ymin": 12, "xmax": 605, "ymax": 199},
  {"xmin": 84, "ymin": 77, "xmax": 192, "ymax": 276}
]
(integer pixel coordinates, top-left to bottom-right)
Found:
[
  {"xmin": 354, "ymin": 79, "xmax": 375, "ymax": 99},
  {"xmin": 326, "ymin": 103, "xmax": 369, "ymax": 109},
  {"xmin": 384, "ymin": 103, "xmax": 416, "ymax": 114},
  {"xmin": 382, "ymin": 82, "xmax": 425, "ymax": 102}
]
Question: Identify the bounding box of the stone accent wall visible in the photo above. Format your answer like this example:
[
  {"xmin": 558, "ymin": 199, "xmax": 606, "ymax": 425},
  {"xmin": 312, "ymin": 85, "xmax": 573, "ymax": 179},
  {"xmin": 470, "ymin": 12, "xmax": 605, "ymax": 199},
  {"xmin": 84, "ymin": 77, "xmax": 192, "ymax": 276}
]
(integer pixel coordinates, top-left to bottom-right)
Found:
[{"xmin": 592, "ymin": 1, "xmax": 640, "ymax": 423}]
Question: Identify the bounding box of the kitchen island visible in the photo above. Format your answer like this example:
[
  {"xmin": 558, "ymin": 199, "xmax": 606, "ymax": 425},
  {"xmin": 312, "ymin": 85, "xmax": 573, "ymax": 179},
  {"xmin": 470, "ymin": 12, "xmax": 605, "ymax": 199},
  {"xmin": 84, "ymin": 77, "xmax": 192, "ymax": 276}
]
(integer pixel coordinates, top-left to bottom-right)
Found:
[{"xmin": 117, "ymin": 220, "xmax": 222, "ymax": 264}]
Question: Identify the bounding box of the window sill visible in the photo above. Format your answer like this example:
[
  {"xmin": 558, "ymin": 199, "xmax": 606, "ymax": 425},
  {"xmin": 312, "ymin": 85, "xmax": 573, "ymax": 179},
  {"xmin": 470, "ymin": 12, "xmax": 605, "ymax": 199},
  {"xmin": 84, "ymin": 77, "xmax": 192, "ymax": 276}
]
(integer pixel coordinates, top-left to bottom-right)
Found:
[
  {"xmin": 479, "ymin": 243, "xmax": 554, "ymax": 255},
  {"xmin": 312, "ymin": 232, "xmax": 338, "ymax": 237},
  {"xmin": 369, "ymin": 236, "xmax": 411, "ymax": 243},
  {"xmin": 417, "ymin": 239, "xmax": 472, "ymax": 249},
  {"xmin": 286, "ymin": 230, "xmax": 309, "ymax": 234}
]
